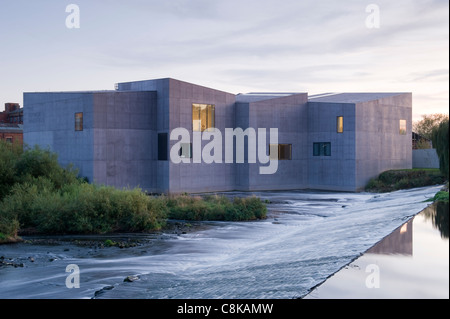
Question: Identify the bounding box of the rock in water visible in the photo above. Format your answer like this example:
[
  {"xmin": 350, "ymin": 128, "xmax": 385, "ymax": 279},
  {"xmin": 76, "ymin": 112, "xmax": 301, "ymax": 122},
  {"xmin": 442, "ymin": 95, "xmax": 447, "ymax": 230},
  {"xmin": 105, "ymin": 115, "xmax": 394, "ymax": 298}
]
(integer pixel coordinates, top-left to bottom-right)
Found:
[{"xmin": 124, "ymin": 275, "xmax": 139, "ymax": 282}]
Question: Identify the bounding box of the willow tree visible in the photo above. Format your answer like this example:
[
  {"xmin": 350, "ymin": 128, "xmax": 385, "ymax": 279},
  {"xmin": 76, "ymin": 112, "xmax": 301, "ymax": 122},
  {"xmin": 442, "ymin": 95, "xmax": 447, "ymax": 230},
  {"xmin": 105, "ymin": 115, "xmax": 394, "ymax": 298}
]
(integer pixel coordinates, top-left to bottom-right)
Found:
[{"xmin": 432, "ymin": 119, "xmax": 449, "ymax": 180}]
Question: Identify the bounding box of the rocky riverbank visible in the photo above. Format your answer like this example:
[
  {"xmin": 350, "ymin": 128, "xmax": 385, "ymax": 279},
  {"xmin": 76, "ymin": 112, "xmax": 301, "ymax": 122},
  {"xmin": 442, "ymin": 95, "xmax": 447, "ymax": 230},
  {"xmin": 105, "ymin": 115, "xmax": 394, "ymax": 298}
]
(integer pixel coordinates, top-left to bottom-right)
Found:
[{"xmin": 0, "ymin": 220, "xmax": 205, "ymax": 269}]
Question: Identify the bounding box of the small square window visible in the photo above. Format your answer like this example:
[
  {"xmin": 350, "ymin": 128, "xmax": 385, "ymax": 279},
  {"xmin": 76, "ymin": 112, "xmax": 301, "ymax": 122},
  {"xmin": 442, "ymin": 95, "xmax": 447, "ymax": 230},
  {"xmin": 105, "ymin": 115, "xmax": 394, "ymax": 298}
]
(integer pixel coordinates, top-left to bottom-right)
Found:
[
  {"xmin": 269, "ymin": 144, "xmax": 292, "ymax": 160},
  {"xmin": 5, "ymin": 137, "xmax": 13, "ymax": 143},
  {"xmin": 313, "ymin": 142, "xmax": 331, "ymax": 156},
  {"xmin": 399, "ymin": 120, "xmax": 407, "ymax": 135},
  {"xmin": 179, "ymin": 143, "xmax": 192, "ymax": 159},
  {"xmin": 75, "ymin": 113, "xmax": 83, "ymax": 131}
]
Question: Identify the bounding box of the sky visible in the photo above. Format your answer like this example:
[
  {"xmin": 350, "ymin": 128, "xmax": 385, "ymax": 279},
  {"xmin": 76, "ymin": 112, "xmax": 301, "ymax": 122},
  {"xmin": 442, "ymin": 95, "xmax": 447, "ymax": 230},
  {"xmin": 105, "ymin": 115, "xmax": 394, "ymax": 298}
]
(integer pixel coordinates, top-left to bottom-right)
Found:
[{"xmin": 0, "ymin": 0, "xmax": 448, "ymax": 121}]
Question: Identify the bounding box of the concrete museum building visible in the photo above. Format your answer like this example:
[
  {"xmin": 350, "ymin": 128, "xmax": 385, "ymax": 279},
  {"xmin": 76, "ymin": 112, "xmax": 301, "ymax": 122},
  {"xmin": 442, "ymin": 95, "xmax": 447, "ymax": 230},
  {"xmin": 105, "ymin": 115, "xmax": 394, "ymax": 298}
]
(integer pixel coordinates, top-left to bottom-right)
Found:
[{"xmin": 24, "ymin": 78, "xmax": 412, "ymax": 193}]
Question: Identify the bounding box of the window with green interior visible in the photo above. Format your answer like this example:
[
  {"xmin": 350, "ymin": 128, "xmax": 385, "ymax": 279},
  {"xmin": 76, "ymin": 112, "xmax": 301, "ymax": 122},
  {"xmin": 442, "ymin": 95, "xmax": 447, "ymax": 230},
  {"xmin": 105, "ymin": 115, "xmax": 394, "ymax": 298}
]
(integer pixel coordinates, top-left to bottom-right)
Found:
[
  {"xmin": 179, "ymin": 143, "xmax": 192, "ymax": 159},
  {"xmin": 313, "ymin": 142, "xmax": 331, "ymax": 156}
]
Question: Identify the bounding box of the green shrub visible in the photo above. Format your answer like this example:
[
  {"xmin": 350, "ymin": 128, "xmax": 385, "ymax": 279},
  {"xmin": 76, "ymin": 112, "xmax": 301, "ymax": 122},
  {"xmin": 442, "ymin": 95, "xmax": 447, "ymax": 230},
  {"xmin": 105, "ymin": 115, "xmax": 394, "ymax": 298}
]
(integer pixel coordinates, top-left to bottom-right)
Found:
[
  {"xmin": 0, "ymin": 143, "xmax": 266, "ymax": 240},
  {"xmin": 0, "ymin": 141, "xmax": 23, "ymax": 200},
  {"xmin": 104, "ymin": 239, "xmax": 116, "ymax": 247},
  {"xmin": 167, "ymin": 194, "xmax": 267, "ymax": 221},
  {"xmin": 366, "ymin": 169, "xmax": 446, "ymax": 193},
  {"xmin": 431, "ymin": 191, "xmax": 449, "ymax": 203},
  {"xmin": 0, "ymin": 215, "xmax": 20, "ymax": 243},
  {"xmin": 15, "ymin": 145, "xmax": 80, "ymax": 190},
  {"xmin": 1, "ymin": 179, "xmax": 168, "ymax": 235},
  {"xmin": 432, "ymin": 119, "xmax": 449, "ymax": 179}
]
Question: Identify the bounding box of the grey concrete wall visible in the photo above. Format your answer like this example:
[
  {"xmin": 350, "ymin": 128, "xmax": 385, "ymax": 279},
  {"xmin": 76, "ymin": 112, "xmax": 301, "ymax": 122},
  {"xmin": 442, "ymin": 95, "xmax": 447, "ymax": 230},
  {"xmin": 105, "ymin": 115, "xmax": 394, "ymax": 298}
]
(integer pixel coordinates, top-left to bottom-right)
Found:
[
  {"xmin": 92, "ymin": 91, "xmax": 157, "ymax": 191},
  {"xmin": 24, "ymin": 92, "xmax": 95, "ymax": 181},
  {"xmin": 355, "ymin": 93, "xmax": 412, "ymax": 190},
  {"xmin": 119, "ymin": 78, "xmax": 237, "ymax": 193},
  {"xmin": 117, "ymin": 78, "xmax": 170, "ymax": 193},
  {"xmin": 412, "ymin": 149, "xmax": 440, "ymax": 168},
  {"xmin": 24, "ymin": 91, "xmax": 158, "ymax": 192},
  {"xmin": 168, "ymin": 79, "xmax": 236, "ymax": 193},
  {"xmin": 240, "ymin": 93, "xmax": 309, "ymax": 191},
  {"xmin": 307, "ymin": 102, "xmax": 357, "ymax": 191}
]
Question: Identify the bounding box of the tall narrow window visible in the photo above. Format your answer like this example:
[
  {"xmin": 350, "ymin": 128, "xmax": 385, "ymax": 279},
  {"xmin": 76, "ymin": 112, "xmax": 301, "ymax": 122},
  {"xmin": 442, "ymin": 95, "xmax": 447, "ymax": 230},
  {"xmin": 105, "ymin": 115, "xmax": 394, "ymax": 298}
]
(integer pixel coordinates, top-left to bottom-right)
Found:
[
  {"xmin": 269, "ymin": 144, "xmax": 292, "ymax": 160},
  {"xmin": 337, "ymin": 116, "xmax": 344, "ymax": 133},
  {"xmin": 399, "ymin": 120, "xmax": 407, "ymax": 135},
  {"xmin": 158, "ymin": 133, "xmax": 168, "ymax": 161},
  {"xmin": 193, "ymin": 104, "xmax": 215, "ymax": 132},
  {"xmin": 75, "ymin": 113, "xmax": 83, "ymax": 131},
  {"xmin": 313, "ymin": 142, "xmax": 331, "ymax": 156}
]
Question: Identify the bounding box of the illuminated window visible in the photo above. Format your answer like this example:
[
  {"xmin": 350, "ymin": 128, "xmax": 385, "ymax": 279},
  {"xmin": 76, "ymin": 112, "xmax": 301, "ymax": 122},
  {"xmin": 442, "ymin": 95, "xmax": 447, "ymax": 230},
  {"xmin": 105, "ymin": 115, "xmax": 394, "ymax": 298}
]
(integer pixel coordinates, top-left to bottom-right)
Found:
[
  {"xmin": 269, "ymin": 144, "xmax": 292, "ymax": 160},
  {"xmin": 313, "ymin": 142, "xmax": 331, "ymax": 156},
  {"xmin": 193, "ymin": 104, "xmax": 215, "ymax": 132},
  {"xmin": 179, "ymin": 143, "xmax": 192, "ymax": 158},
  {"xmin": 337, "ymin": 116, "xmax": 344, "ymax": 133},
  {"xmin": 75, "ymin": 113, "xmax": 83, "ymax": 131},
  {"xmin": 399, "ymin": 120, "xmax": 407, "ymax": 135}
]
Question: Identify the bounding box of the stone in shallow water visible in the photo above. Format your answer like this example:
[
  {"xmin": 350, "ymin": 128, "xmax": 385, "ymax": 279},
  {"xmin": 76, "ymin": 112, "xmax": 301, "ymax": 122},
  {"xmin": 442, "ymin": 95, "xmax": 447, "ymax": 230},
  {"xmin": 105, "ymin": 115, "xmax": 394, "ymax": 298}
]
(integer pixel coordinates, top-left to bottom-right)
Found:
[{"xmin": 124, "ymin": 275, "xmax": 139, "ymax": 282}]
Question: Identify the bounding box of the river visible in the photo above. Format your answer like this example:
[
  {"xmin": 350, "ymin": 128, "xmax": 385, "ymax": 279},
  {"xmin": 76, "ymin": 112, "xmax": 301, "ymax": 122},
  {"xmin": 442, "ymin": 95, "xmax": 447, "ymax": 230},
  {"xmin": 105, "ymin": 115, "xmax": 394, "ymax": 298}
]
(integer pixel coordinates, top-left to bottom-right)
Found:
[{"xmin": 0, "ymin": 185, "xmax": 445, "ymax": 299}]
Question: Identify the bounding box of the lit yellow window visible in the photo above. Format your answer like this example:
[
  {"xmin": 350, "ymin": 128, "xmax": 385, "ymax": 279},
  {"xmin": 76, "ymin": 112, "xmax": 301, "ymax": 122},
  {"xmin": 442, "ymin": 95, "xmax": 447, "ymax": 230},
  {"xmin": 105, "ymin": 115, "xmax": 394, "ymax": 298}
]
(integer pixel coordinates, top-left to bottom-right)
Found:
[
  {"xmin": 193, "ymin": 104, "xmax": 215, "ymax": 132},
  {"xmin": 337, "ymin": 116, "xmax": 344, "ymax": 133}
]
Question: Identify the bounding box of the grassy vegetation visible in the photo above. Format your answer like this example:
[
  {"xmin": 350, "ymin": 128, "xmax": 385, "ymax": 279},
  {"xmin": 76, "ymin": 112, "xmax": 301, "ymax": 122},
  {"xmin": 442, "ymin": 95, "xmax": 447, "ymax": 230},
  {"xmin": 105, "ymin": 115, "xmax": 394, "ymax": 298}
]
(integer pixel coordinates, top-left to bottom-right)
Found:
[
  {"xmin": 0, "ymin": 141, "xmax": 266, "ymax": 244},
  {"xmin": 365, "ymin": 169, "xmax": 446, "ymax": 193},
  {"xmin": 427, "ymin": 190, "xmax": 449, "ymax": 203},
  {"xmin": 167, "ymin": 194, "xmax": 267, "ymax": 221}
]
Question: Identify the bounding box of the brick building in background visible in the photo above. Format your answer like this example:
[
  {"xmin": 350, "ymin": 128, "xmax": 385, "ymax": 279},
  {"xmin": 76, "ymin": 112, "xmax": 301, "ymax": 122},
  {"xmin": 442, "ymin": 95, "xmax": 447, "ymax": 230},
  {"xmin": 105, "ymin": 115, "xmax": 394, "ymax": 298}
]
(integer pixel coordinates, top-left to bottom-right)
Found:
[
  {"xmin": 0, "ymin": 103, "xmax": 23, "ymax": 145},
  {"xmin": 0, "ymin": 103, "xmax": 23, "ymax": 124}
]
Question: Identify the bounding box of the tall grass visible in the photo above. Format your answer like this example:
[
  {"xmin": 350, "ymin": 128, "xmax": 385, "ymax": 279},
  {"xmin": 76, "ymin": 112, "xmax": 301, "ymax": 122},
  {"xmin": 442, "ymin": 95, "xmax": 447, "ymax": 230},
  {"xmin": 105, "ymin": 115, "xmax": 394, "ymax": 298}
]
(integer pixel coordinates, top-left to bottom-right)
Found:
[
  {"xmin": 365, "ymin": 169, "xmax": 446, "ymax": 193},
  {"xmin": 0, "ymin": 141, "xmax": 266, "ymax": 242},
  {"xmin": 0, "ymin": 176, "xmax": 168, "ymax": 235},
  {"xmin": 167, "ymin": 194, "xmax": 267, "ymax": 221}
]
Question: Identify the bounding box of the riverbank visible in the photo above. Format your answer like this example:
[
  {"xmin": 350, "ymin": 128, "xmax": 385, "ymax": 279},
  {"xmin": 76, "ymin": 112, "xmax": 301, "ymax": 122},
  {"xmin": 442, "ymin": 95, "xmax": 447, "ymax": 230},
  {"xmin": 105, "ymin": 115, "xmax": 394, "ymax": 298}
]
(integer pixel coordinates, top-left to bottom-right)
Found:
[
  {"xmin": 0, "ymin": 142, "xmax": 267, "ymax": 243},
  {"xmin": 0, "ymin": 220, "xmax": 208, "ymax": 271},
  {"xmin": 365, "ymin": 168, "xmax": 446, "ymax": 193}
]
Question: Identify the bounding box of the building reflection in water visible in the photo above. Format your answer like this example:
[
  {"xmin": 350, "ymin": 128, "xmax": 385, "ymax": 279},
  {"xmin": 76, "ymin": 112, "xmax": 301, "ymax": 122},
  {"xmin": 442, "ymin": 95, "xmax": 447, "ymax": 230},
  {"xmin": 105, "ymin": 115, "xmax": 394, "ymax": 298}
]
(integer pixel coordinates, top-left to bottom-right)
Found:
[
  {"xmin": 367, "ymin": 218, "xmax": 413, "ymax": 255},
  {"xmin": 366, "ymin": 201, "xmax": 448, "ymax": 256}
]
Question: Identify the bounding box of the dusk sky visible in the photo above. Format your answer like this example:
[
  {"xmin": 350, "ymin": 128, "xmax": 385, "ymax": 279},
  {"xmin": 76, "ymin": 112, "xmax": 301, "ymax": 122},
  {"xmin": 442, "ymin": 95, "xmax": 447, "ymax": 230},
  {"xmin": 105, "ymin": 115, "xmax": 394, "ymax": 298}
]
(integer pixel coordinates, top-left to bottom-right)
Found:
[{"xmin": 0, "ymin": 0, "xmax": 448, "ymax": 121}]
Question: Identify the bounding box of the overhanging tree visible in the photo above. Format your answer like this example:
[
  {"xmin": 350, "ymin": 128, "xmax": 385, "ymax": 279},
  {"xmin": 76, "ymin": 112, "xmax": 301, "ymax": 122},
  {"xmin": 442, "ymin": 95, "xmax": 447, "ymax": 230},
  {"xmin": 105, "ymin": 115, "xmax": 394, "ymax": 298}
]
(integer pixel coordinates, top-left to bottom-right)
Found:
[{"xmin": 432, "ymin": 119, "xmax": 449, "ymax": 180}]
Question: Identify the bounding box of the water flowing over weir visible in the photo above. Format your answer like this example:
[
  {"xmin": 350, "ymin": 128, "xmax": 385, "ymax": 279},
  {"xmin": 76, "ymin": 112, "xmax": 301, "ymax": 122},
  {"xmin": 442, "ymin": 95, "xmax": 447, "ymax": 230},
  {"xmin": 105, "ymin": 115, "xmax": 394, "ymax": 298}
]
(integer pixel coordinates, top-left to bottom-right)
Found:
[{"xmin": 0, "ymin": 186, "xmax": 442, "ymax": 299}]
